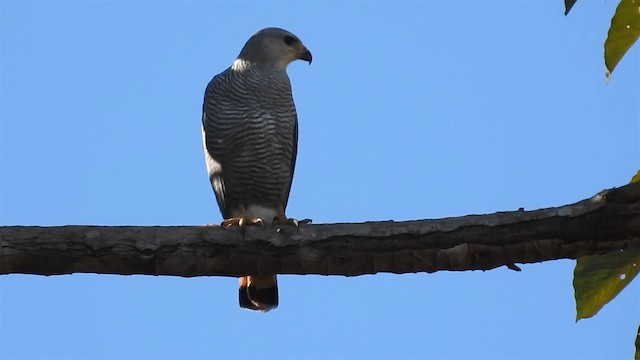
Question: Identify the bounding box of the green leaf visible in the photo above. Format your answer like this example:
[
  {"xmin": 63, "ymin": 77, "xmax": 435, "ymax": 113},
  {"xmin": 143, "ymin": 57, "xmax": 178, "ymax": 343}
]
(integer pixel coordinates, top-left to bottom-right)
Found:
[
  {"xmin": 604, "ymin": 0, "xmax": 640, "ymax": 81},
  {"xmin": 631, "ymin": 170, "xmax": 640, "ymax": 184},
  {"xmin": 574, "ymin": 248, "xmax": 640, "ymax": 321}
]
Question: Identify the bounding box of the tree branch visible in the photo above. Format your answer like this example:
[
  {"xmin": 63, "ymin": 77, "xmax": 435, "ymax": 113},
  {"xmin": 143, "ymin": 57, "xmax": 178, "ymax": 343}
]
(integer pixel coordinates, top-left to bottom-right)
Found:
[{"xmin": 1, "ymin": 183, "xmax": 639, "ymax": 277}]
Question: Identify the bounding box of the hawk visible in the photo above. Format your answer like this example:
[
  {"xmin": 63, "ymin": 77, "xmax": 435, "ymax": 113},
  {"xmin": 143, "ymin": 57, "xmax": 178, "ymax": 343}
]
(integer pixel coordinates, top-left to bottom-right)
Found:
[{"xmin": 202, "ymin": 28, "xmax": 312, "ymax": 311}]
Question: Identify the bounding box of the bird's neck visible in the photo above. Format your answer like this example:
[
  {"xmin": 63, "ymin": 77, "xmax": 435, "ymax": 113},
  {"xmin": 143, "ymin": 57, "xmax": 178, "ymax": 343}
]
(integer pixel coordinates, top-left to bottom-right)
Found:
[
  {"xmin": 231, "ymin": 58, "xmax": 254, "ymax": 72},
  {"xmin": 232, "ymin": 58, "xmax": 288, "ymax": 73}
]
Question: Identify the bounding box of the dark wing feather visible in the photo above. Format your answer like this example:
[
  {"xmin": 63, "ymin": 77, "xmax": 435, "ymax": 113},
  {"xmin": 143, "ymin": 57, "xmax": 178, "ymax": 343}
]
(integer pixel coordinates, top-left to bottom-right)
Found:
[
  {"xmin": 282, "ymin": 118, "xmax": 298, "ymax": 210},
  {"xmin": 202, "ymin": 72, "xmax": 232, "ymax": 218}
]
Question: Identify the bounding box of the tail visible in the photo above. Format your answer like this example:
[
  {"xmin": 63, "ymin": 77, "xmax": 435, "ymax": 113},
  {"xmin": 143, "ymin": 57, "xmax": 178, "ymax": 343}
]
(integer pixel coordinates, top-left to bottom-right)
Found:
[{"xmin": 239, "ymin": 275, "xmax": 278, "ymax": 312}]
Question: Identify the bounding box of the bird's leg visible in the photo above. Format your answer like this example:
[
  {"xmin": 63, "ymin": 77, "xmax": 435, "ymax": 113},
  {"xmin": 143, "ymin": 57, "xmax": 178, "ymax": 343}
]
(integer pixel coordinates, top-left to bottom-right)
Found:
[
  {"xmin": 272, "ymin": 216, "xmax": 312, "ymax": 228},
  {"xmin": 221, "ymin": 217, "xmax": 265, "ymax": 228}
]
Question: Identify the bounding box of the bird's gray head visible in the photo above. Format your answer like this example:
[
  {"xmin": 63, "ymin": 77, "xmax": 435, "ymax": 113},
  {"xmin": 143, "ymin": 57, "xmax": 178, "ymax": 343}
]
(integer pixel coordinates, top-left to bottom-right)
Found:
[{"xmin": 236, "ymin": 27, "xmax": 312, "ymax": 70}]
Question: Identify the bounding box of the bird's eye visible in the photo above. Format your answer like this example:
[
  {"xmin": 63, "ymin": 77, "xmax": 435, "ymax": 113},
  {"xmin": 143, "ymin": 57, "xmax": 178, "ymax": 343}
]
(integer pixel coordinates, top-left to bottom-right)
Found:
[{"xmin": 284, "ymin": 35, "xmax": 296, "ymax": 46}]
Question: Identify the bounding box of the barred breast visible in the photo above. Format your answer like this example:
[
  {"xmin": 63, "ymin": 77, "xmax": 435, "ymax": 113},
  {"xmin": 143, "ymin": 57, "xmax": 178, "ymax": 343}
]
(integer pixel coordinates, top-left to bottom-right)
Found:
[{"xmin": 202, "ymin": 64, "xmax": 298, "ymax": 222}]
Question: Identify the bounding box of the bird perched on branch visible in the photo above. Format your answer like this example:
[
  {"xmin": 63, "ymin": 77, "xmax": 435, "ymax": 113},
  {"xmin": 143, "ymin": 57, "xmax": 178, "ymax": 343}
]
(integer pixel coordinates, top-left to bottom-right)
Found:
[{"xmin": 202, "ymin": 27, "xmax": 312, "ymax": 312}]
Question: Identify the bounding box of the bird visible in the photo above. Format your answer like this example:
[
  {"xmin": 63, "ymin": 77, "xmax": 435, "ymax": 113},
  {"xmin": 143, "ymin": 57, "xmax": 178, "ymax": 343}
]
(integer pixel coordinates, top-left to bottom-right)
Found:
[{"xmin": 201, "ymin": 27, "xmax": 312, "ymax": 312}]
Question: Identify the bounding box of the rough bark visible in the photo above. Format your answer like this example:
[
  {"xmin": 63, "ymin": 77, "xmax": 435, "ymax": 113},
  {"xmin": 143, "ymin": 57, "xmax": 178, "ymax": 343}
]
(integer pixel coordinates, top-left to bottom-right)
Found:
[{"xmin": 1, "ymin": 183, "xmax": 639, "ymax": 278}]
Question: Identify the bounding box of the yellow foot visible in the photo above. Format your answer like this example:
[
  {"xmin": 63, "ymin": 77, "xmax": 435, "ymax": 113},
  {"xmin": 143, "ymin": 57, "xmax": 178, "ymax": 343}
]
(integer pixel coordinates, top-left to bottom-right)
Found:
[{"xmin": 221, "ymin": 217, "xmax": 264, "ymax": 228}]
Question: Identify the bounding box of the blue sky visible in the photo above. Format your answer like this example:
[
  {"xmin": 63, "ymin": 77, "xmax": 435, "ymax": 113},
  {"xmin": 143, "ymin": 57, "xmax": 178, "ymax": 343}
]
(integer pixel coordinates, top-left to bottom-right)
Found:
[{"xmin": 1, "ymin": 1, "xmax": 638, "ymax": 359}]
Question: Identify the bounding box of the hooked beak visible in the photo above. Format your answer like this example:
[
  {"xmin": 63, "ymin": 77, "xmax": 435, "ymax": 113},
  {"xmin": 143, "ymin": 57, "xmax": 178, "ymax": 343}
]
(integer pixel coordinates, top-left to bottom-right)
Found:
[{"xmin": 299, "ymin": 48, "xmax": 312, "ymax": 64}]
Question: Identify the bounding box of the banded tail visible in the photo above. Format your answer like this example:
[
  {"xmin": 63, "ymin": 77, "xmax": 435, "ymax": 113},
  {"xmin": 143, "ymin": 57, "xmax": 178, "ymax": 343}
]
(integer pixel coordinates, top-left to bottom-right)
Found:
[{"xmin": 239, "ymin": 275, "xmax": 278, "ymax": 312}]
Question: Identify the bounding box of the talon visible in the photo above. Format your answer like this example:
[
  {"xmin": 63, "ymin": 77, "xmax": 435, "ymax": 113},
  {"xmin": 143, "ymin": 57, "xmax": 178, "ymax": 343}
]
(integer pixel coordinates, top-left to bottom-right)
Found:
[
  {"xmin": 272, "ymin": 217, "xmax": 312, "ymax": 228},
  {"xmin": 221, "ymin": 217, "xmax": 264, "ymax": 228}
]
